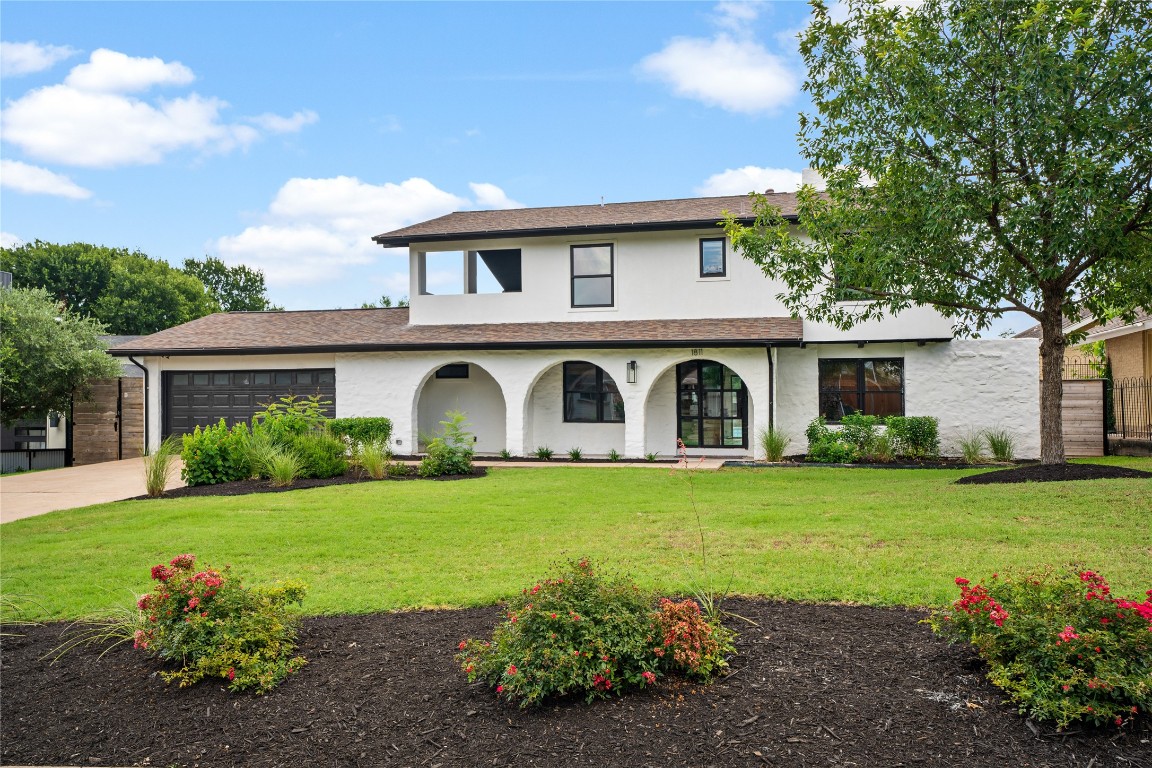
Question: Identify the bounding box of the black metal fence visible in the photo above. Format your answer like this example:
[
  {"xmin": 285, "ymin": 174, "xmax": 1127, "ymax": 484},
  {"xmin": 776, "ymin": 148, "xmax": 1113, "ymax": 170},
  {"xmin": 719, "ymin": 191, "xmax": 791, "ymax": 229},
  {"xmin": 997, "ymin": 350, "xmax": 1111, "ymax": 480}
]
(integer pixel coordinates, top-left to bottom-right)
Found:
[
  {"xmin": 1, "ymin": 448, "xmax": 69, "ymax": 474},
  {"xmin": 1110, "ymin": 377, "xmax": 1152, "ymax": 440},
  {"xmin": 1061, "ymin": 356, "xmax": 1109, "ymax": 380}
]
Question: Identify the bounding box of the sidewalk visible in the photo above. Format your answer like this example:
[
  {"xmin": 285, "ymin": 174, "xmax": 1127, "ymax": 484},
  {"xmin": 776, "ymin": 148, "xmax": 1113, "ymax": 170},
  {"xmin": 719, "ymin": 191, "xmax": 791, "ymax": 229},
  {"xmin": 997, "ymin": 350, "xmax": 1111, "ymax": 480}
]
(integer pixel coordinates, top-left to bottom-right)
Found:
[{"xmin": 0, "ymin": 457, "xmax": 186, "ymax": 524}]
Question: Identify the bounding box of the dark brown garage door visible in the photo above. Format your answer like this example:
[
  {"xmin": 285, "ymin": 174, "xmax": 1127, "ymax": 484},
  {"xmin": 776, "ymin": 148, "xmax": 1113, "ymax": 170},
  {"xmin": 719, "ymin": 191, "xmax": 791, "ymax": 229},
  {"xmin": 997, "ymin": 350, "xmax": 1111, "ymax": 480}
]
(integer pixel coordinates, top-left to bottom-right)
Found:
[{"xmin": 163, "ymin": 369, "xmax": 336, "ymax": 438}]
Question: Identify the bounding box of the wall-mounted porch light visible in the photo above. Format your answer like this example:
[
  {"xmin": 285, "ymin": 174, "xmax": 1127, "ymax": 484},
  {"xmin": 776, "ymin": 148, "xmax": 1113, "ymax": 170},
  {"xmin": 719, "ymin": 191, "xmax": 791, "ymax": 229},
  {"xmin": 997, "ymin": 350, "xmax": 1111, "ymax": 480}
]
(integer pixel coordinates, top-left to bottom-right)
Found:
[{"xmin": 626, "ymin": 360, "xmax": 638, "ymax": 384}]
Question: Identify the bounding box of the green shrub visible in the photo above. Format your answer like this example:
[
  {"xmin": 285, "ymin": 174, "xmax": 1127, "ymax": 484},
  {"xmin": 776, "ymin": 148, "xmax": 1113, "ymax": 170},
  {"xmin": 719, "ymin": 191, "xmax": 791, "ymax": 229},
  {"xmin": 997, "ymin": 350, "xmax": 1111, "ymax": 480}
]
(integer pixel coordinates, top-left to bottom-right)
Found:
[
  {"xmin": 885, "ymin": 416, "xmax": 940, "ymax": 458},
  {"xmin": 181, "ymin": 419, "xmax": 250, "ymax": 486},
  {"xmin": 869, "ymin": 432, "xmax": 895, "ymax": 463},
  {"xmin": 327, "ymin": 417, "xmax": 393, "ymax": 446},
  {"xmin": 567, "ymin": 447, "xmax": 583, "ymax": 461},
  {"xmin": 606, "ymin": 448, "xmax": 622, "ymax": 462},
  {"xmin": 985, "ymin": 427, "xmax": 1017, "ymax": 462},
  {"xmin": 134, "ymin": 554, "xmax": 307, "ymax": 694},
  {"xmin": 253, "ymin": 393, "xmax": 331, "ymax": 444},
  {"xmin": 758, "ymin": 426, "xmax": 791, "ymax": 462},
  {"xmin": 534, "ymin": 446, "xmax": 553, "ymax": 460},
  {"xmin": 806, "ymin": 438, "xmax": 858, "ymax": 464},
  {"xmin": 645, "ymin": 451, "xmax": 660, "ymax": 462},
  {"xmin": 418, "ymin": 410, "xmax": 474, "ymax": 477},
  {"xmin": 266, "ymin": 448, "xmax": 302, "ymax": 487},
  {"xmin": 289, "ymin": 431, "xmax": 347, "ymax": 479},
  {"xmin": 839, "ymin": 414, "xmax": 882, "ymax": 453},
  {"xmin": 927, "ymin": 567, "xmax": 1151, "ymax": 729},
  {"xmin": 456, "ymin": 558, "xmax": 733, "ymax": 708},
  {"xmin": 499, "ymin": 448, "xmax": 513, "ymax": 460},
  {"xmin": 804, "ymin": 416, "xmax": 832, "ymax": 445}
]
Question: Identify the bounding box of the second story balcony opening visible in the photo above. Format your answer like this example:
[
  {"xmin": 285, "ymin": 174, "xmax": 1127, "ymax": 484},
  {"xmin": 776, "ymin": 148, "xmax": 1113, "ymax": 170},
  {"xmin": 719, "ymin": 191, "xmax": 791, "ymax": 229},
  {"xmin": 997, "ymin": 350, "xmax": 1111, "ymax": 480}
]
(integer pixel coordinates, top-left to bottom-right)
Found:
[{"xmin": 417, "ymin": 249, "xmax": 522, "ymax": 296}]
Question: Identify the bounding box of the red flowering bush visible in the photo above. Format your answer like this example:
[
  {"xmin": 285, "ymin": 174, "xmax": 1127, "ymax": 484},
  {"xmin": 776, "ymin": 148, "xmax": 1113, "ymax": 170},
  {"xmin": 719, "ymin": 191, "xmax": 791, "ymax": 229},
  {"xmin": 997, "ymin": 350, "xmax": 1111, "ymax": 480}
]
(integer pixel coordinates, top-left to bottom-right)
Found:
[
  {"xmin": 135, "ymin": 554, "xmax": 307, "ymax": 694},
  {"xmin": 456, "ymin": 558, "xmax": 734, "ymax": 708},
  {"xmin": 928, "ymin": 566, "xmax": 1151, "ymax": 729}
]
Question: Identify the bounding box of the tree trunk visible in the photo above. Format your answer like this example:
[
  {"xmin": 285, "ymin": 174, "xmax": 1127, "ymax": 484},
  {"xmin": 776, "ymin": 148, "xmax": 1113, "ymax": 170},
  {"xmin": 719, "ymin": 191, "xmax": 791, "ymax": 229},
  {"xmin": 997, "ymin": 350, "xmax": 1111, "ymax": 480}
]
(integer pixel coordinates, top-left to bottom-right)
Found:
[{"xmin": 1038, "ymin": 308, "xmax": 1067, "ymax": 465}]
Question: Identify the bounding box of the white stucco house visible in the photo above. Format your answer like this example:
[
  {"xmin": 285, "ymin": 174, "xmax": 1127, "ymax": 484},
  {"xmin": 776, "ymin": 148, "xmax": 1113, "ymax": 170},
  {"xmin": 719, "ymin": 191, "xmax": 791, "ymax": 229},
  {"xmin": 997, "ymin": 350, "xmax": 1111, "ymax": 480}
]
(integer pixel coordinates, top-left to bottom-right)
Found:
[{"xmin": 109, "ymin": 192, "xmax": 1041, "ymax": 459}]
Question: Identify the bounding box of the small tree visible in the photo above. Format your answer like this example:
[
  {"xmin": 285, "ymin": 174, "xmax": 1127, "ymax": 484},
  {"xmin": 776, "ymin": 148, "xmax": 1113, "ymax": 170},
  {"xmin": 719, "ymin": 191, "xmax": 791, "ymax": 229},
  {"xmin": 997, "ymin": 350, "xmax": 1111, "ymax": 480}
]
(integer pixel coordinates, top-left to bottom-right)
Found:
[
  {"xmin": 725, "ymin": 0, "xmax": 1152, "ymax": 465},
  {"xmin": 0, "ymin": 287, "xmax": 122, "ymax": 425},
  {"xmin": 182, "ymin": 256, "xmax": 282, "ymax": 312}
]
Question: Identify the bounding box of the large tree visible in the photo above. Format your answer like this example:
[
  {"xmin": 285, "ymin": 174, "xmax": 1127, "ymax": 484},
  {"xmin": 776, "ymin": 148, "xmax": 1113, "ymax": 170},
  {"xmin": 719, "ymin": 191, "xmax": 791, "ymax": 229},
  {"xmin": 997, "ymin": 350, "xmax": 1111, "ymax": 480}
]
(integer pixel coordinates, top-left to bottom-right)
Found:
[
  {"xmin": 725, "ymin": 0, "xmax": 1152, "ymax": 464},
  {"xmin": 0, "ymin": 287, "xmax": 122, "ymax": 425},
  {"xmin": 0, "ymin": 241, "xmax": 218, "ymax": 334},
  {"xmin": 182, "ymin": 256, "xmax": 281, "ymax": 312}
]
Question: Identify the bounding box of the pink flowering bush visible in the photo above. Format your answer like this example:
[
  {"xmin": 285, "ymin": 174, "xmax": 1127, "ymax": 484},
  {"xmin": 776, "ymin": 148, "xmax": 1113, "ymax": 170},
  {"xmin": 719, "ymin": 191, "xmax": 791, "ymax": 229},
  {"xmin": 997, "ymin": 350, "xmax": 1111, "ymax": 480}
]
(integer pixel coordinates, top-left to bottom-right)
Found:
[
  {"xmin": 456, "ymin": 558, "xmax": 734, "ymax": 708},
  {"xmin": 654, "ymin": 597, "xmax": 735, "ymax": 680},
  {"xmin": 928, "ymin": 566, "xmax": 1151, "ymax": 729},
  {"xmin": 135, "ymin": 554, "xmax": 307, "ymax": 694}
]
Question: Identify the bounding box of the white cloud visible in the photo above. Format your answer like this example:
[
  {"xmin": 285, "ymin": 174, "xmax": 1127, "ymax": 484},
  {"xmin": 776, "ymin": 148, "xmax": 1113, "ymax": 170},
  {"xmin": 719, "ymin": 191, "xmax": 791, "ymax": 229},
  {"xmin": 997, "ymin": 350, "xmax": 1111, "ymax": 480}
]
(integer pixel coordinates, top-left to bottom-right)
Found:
[
  {"xmin": 714, "ymin": 1, "xmax": 764, "ymax": 32},
  {"xmin": 637, "ymin": 34, "xmax": 796, "ymax": 114},
  {"xmin": 0, "ymin": 48, "xmax": 313, "ymax": 168},
  {"xmin": 0, "ymin": 159, "xmax": 93, "ymax": 199},
  {"xmin": 0, "ymin": 41, "xmax": 79, "ymax": 77},
  {"xmin": 246, "ymin": 109, "xmax": 318, "ymax": 134},
  {"xmin": 64, "ymin": 48, "xmax": 193, "ymax": 93},
  {"xmin": 1, "ymin": 231, "xmax": 24, "ymax": 249},
  {"xmin": 696, "ymin": 165, "xmax": 802, "ymax": 196},
  {"xmin": 469, "ymin": 182, "xmax": 524, "ymax": 210},
  {"xmin": 212, "ymin": 176, "xmax": 518, "ymax": 289}
]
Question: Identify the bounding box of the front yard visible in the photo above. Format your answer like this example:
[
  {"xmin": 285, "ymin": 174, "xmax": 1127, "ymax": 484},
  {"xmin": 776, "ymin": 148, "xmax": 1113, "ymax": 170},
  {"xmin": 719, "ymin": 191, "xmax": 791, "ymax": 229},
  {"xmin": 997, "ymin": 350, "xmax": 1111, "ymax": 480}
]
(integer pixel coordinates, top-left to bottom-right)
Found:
[{"xmin": 3, "ymin": 461, "xmax": 1150, "ymax": 620}]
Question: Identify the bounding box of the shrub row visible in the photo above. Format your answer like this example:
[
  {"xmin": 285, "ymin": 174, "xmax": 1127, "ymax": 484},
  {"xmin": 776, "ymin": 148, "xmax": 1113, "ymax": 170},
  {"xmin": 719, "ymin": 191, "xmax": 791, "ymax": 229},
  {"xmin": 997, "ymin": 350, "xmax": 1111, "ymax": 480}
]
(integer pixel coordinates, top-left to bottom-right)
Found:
[{"xmin": 805, "ymin": 414, "xmax": 940, "ymax": 463}]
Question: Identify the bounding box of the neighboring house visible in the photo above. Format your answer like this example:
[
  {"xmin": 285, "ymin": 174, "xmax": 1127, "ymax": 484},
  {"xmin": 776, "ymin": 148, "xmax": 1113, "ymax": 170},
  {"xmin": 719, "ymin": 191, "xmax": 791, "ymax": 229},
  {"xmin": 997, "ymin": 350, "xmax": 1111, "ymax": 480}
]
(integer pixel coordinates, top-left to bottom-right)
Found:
[
  {"xmin": 108, "ymin": 193, "xmax": 1041, "ymax": 459},
  {"xmin": 1017, "ymin": 310, "xmax": 1152, "ymax": 380}
]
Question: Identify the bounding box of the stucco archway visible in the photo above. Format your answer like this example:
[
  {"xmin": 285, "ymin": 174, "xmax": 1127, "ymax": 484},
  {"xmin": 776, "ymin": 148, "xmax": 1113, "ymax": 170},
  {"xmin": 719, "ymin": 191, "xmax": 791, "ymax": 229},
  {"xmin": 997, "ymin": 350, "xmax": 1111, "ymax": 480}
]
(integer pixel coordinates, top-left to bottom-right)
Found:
[
  {"xmin": 414, "ymin": 361, "xmax": 507, "ymax": 454},
  {"xmin": 643, "ymin": 358, "xmax": 757, "ymax": 456},
  {"xmin": 524, "ymin": 359, "xmax": 627, "ymax": 457}
]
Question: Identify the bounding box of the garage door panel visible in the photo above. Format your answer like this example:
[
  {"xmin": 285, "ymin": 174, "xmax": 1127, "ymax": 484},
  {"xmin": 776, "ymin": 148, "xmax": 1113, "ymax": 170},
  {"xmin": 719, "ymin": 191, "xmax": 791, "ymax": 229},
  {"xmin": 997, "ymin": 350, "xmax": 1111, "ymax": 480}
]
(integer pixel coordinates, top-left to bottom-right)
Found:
[{"xmin": 163, "ymin": 368, "xmax": 336, "ymax": 439}]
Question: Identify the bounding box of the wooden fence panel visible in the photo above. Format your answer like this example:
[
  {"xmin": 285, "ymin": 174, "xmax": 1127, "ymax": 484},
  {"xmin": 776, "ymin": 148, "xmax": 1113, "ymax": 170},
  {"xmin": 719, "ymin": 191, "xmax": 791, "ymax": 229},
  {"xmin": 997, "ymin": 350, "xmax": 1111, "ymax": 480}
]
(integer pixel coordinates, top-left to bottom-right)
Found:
[
  {"xmin": 72, "ymin": 378, "xmax": 145, "ymax": 465},
  {"xmin": 1061, "ymin": 379, "xmax": 1104, "ymax": 457}
]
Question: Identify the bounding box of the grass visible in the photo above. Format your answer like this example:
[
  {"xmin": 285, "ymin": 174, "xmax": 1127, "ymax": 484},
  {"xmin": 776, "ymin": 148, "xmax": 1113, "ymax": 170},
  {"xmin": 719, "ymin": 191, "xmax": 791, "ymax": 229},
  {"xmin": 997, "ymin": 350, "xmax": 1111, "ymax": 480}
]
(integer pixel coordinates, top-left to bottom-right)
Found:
[{"xmin": 2, "ymin": 460, "xmax": 1149, "ymax": 621}]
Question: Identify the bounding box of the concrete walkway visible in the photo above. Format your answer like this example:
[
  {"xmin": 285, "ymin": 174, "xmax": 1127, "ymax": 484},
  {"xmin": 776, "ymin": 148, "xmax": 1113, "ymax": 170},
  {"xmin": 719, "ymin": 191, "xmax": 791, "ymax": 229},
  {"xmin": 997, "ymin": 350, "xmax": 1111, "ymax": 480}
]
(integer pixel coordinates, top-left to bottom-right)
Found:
[{"xmin": 0, "ymin": 457, "xmax": 186, "ymax": 524}]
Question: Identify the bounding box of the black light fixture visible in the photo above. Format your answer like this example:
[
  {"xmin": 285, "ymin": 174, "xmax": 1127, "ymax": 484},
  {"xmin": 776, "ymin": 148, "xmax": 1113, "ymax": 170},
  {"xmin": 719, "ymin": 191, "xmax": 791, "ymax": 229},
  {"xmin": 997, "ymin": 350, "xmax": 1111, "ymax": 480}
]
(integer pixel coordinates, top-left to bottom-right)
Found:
[{"xmin": 626, "ymin": 360, "xmax": 638, "ymax": 384}]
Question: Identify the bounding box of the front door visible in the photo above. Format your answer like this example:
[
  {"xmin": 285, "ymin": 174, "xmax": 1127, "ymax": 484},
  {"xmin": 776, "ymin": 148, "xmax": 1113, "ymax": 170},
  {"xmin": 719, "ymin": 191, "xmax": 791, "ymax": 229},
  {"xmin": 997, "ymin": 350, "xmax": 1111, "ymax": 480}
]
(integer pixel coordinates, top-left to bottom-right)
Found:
[{"xmin": 677, "ymin": 361, "xmax": 747, "ymax": 449}]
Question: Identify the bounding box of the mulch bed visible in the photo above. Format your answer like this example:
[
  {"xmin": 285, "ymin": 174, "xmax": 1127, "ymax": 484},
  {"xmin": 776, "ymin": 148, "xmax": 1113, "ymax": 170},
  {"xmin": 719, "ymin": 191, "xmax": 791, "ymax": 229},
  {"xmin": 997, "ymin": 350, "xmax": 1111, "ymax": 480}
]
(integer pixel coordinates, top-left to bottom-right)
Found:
[
  {"xmin": 956, "ymin": 463, "xmax": 1152, "ymax": 484},
  {"xmin": 130, "ymin": 467, "xmax": 487, "ymax": 500},
  {"xmin": 2, "ymin": 599, "xmax": 1148, "ymax": 767}
]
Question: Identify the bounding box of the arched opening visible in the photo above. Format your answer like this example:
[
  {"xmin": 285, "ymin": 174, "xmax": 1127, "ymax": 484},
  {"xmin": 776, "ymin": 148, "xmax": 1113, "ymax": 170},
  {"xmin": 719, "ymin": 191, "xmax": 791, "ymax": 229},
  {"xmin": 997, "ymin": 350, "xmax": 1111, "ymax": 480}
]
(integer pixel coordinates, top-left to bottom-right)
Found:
[
  {"xmin": 645, "ymin": 359, "xmax": 754, "ymax": 454},
  {"xmin": 526, "ymin": 360, "xmax": 625, "ymax": 456},
  {"xmin": 415, "ymin": 362, "xmax": 507, "ymax": 454}
]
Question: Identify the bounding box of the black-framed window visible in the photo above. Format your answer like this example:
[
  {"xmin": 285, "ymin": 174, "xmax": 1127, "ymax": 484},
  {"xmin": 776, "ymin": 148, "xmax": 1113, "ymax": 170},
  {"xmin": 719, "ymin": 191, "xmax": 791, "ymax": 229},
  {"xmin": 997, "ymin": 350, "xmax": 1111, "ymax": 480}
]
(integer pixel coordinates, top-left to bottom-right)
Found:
[
  {"xmin": 563, "ymin": 362, "xmax": 624, "ymax": 423},
  {"xmin": 571, "ymin": 244, "xmax": 613, "ymax": 307},
  {"xmin": 700, "ymin": 237, "xmax": 726, "ymax": 277},
  {"xmin": 436, "ymin": 364, "xmax": 470, "ymax": 379},
  {"xmin": 818, "ymin": 359, "xmax": 904, "ymax": 422},
  {"xmin": 677, "ymin": 361, "xmax": 747, "ymax": 448}
]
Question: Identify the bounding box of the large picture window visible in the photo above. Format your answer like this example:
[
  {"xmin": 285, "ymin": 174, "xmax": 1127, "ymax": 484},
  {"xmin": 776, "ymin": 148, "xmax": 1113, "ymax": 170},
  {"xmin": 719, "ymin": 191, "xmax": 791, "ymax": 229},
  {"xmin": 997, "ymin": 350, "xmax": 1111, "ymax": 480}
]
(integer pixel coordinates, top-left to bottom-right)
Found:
[
  {"xmin": 818, "ymin": 359, "xmax": 904, "ymax": 422},
  {"xmin": 571, "ymin": 244, "xmax": 613, "ymax": 307},
  {"xmin": 563, "ymin": 362, "xmax": 624, "ymax": 422},
  {"xmin": 677, "ymin": 361, "xmax": 747, "ymax": 448}
]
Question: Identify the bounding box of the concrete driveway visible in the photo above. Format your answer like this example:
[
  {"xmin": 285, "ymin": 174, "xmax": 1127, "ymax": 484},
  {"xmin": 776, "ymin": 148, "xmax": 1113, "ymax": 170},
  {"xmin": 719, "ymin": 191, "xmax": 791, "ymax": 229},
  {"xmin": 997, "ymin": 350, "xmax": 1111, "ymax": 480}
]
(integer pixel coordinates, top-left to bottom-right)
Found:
[{"xmin": 0, "ymin": 457, "xmax": 186, "ymax": 524}]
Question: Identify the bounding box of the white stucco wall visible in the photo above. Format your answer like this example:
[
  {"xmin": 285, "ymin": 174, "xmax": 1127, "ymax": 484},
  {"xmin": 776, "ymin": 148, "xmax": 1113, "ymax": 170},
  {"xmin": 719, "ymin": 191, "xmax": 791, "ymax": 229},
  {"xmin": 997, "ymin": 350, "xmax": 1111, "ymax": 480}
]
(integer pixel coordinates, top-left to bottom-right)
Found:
[
  {"xmin": 527, "ymin": 364, "xmax": 626, "ymax": 457},
  {"xmin": 775, "ymin": 339, "xmax": 1040, "ymax": 458},
  {"xmin": 802, "ymin": 305, "xmax": 954, "ymax": 343},
  {"xmin": 416, "ymin": 363, "xmax": 506, "ymax": 454}
]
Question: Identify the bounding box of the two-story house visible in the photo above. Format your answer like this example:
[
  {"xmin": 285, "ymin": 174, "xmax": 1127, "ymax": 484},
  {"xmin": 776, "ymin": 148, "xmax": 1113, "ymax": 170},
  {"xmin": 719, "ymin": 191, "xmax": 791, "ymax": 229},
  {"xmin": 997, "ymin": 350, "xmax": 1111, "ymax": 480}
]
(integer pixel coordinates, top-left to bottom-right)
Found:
[{"xmin": 109, "ymin": 193, "xmax": 1041, "ymax": 459}]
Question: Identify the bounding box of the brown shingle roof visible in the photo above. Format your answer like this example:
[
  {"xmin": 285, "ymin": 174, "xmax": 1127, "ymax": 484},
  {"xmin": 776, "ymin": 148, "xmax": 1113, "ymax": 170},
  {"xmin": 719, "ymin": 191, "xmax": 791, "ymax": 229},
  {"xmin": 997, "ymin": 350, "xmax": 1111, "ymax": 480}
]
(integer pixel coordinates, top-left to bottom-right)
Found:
[
  {"xmin": 107, "ymin": 308, "xmax": 803, "ymax": 356},
  {"xmin": 1015, "ymin": 309, "xmax": 1151, "ymax": 340},
  {"xmin": 373, "ymin": 193, "xmax": 799, "ymax": 247}
]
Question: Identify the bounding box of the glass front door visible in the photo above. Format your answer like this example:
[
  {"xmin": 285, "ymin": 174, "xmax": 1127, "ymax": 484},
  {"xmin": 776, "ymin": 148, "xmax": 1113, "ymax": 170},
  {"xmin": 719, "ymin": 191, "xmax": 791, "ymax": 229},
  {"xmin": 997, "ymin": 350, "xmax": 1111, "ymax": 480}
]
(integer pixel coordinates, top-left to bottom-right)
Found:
[{"xmin": 677, "ymin": 361, "xmax": 747, "ymax": 448}]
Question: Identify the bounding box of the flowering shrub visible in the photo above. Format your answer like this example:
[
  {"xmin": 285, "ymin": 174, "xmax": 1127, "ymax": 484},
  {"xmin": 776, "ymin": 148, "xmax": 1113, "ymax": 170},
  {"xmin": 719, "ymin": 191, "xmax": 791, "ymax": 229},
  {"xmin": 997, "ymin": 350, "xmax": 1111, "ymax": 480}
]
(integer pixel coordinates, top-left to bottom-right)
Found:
[
  {"xmin": 134, "ymin": 554, "xmax": 308, "ymax": 694},
  {"xmin": 456, "ymin": 558, "xmax": 733, "ymax": 708},
  {"xmin": 927, "ymin": 566, "xmax": 1151, "ymax": 729}
]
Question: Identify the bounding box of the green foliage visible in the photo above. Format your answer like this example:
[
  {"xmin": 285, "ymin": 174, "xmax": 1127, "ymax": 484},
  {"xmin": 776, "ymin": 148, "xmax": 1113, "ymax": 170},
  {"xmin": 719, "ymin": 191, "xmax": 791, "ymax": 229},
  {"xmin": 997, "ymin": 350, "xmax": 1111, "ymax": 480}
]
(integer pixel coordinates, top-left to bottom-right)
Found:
[
  {"xmin": 885, "ymin": 416, "xmax": 940, "ymax": 458},
  {"xmin": 243, "ymin": 427, "xmax": 280, "ymax": 479},
  {"xmin": 0, "ymin": 286, "xmax": 121, "ymax": 424},
  {"xmin": 289, "ymin": 431, "xmax": 347, "ymax": 479},
  {"xmin": 356, "ymin": 440, "xmax": 392, "ymax": 480},
  {"xmin": 134, "ymin": 554, "xmax": 307, "ymax": 694},
  {"xmin": 927, "ymin": 567, "xmax": 1152, "ymax": 729},
  {"xmin": 266, "ymin": 449, "xmax": 302, "ymax": 487},
  {"xmin": 985, "ymin": 428, "xmax": 1018, "ymax": 463},
  {"xmin": 644, "ymin": 452, "xmax": 660, "ymax": 462},
  {"xmin": 143, "ymin": 437, "xmax": 181, "ymax": 498},
  {"xmin": 418, "ymin": 410, "xmax": 474, "ymax": 477},
  {"xmin": 758, "ymin": 427, "xmax": 792, "ymax": 462},
  {"xmin": 870, "ymin": 432, "xmax": 895, "ymax": 463},
  {"xmin": 253, "ymin": 394, "xmax": 332, "ymax": 444},
  {"xmin": 534, "ymin": 446, "xmax": 554, "ymax": 461},
  {"xmin": 499, "ymin": 449, "xmax": 514, "ymax": 460},
  {"xmin": 567, "ymin": 447, "xmax": 583, "ymax": 461},
  {"xmin": 457, "ymin": 558, "xmax": 733, "ymax": 708},
  {"xmin": 723, "ymin": 0, "xmax": 1152, "ymax": 464},
  {"xmin": 359, "ymin": 294, "xmax": 409, "ymax": 309},
  {"xmin": 959, "ymin": 430, "xmax": 989, "ymax": 465},
  {"xmin": 327, "ymin": 417, "xmax": 393, "ymax": 447},
  {"xmin": 806, "ymin": 439, "xmax": 859, "ymax": 464},
  {"xmin": 181, "ymin": 256, "xmax": 281, "ymax": 312},
  {"xmin": 805, "ymin": 416, "xmax": 832, "ymax": 446},
  {"xmin": 606, "ymin": 448, "xmax": 622, "ymax": 462},
  {"xmin": 180, "ymin": 420, "xmax": 251, "ymax": 486},
  {"xmin": 839, "ymin": 414, "xmax": 881, "ymax": 453}
]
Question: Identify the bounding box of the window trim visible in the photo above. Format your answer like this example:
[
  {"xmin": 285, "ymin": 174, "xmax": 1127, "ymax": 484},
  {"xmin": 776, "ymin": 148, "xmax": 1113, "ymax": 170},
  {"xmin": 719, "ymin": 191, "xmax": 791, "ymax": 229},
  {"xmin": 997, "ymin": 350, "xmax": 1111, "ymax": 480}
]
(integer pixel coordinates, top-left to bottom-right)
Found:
[
  {"xmin": 562, "ymin": 362, "xmax": 624, "ymax": 423},
  {"xmin": 699, "ymin": 237, "xmax": 727, "ymax": 278},
  {"xmin": 570, "ymin": 243, "xmax": 614, "ymax": 308},
  {"xmin": 817, "ymin": 358, "xmax": 905, "ymax": 423}
]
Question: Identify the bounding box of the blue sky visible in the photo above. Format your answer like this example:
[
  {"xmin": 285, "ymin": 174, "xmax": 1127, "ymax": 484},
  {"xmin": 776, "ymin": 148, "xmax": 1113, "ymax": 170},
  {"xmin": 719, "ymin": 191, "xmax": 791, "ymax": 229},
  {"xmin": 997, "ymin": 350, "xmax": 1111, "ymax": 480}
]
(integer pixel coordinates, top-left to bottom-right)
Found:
[{"xmin": 0, "ymin": 1, "xmax": 1025, "ymax": 335}]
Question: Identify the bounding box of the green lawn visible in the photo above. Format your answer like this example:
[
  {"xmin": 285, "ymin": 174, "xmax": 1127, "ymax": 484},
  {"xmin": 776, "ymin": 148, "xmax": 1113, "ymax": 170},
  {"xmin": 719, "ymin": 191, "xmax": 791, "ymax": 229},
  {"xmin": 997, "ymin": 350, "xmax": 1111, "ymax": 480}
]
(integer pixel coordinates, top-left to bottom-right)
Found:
[{"xmin": 2, "ymin": 461, "xmax": 1150, "ymax": 620}]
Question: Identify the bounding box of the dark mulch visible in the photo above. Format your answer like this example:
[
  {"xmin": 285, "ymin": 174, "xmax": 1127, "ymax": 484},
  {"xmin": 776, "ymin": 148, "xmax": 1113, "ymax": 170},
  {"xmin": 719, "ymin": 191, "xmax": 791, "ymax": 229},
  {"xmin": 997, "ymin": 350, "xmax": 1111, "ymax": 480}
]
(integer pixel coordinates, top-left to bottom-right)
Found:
[
  {"xmin": 957, "ymin": 462, "xmax": 1152, "ymax": 485},
  {"xmin": 130, "ymin": 467, "xmax": 487, "ymax": 500},
  {"xmin": 3, "ymin": 599, "xmax": 1148, "ymax": 767}
]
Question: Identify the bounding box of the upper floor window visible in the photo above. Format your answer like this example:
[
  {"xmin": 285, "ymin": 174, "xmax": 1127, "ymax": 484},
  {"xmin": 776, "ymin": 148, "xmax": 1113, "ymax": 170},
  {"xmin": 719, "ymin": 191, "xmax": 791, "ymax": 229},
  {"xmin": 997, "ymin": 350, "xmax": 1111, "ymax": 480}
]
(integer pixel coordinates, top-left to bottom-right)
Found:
[
  {"xmin": 564, "ymin": 362, "xmax": 624, "ymax": 422},
  {"xmin": 700, "ymin": 238, "xmax": 726, "ymax": 277},
  {"xmin": 571, "ymin": 244, "xmax": 613, "ymax": 307},
  {"xmin": 818, "ymin": 359, "xmax": 904, "ymax": 422}
]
